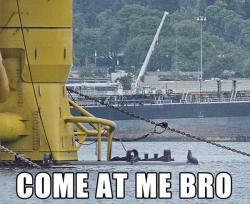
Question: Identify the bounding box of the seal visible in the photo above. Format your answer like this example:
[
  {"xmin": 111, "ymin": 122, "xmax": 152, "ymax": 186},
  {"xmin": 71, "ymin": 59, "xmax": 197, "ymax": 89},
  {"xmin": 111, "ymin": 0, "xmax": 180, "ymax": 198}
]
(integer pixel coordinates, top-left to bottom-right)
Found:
[{"xmin": 187, "ymin": 150, "xmax": 199, "ymax": 164}]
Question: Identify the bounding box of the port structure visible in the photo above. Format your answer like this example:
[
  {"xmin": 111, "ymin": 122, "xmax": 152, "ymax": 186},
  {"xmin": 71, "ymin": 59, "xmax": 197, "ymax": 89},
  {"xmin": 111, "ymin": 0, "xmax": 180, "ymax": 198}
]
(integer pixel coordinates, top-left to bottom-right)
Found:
[{"xmin": 0, "ymin": 0, "xmax": 116, "ymax": 162}]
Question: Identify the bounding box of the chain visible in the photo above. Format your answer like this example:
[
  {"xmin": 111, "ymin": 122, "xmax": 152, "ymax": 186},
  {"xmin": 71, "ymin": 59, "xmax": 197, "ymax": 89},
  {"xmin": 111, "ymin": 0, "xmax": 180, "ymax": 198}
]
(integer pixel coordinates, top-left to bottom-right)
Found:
[
  {"xmin": 115, "ymin": 123, "xmax": 168, "ymax": 153},
  {"xmin": 164, "ymin": 127, "xmax": 250, "ymax": 157},
  {"xmin": 67, "ymin": 88, "xmax": 250, "ymax": 158},
  {"xmin": 0, "ymin": 145, "xmax": 42, "ymax": 169},
  {"xmin": 112, "ymin": 122, "xmax": 169, "ymax": 142},
  {"xmin": 68, "ymin": 89, "xmax": 157, "ymax": 125}
]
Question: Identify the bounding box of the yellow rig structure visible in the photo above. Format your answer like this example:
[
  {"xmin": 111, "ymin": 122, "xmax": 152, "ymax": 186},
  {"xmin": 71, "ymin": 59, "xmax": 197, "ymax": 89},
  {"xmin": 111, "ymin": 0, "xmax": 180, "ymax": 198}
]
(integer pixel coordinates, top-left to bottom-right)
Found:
[{"xmin": 0, "ymin": 0, "xmax": 116, "ymax": 162}]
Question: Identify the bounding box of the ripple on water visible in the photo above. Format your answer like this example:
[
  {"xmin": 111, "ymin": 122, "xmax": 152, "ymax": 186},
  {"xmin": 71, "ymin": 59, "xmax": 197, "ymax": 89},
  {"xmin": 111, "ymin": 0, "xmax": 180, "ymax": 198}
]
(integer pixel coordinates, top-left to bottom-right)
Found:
[{"xmin": 0, "ymin": 141, "xmax": 249, "ymax": 204}]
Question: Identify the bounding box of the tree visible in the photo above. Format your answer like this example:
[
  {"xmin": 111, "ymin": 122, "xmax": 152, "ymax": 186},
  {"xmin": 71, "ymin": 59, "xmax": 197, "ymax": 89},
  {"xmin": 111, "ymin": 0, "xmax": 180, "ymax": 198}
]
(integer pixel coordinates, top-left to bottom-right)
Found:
[
  {"xmin": 129, "ymin": 16, "xmax": 162, "ymax": 38},
  {"xmin": 73, "ymin": 0, "xmax": 250, "ymax": 78},
  {"xmin": 124, "ymin": 35, "xmax": 152, "ymax": 72},
  {"xmin": 79, "ymin": 60, "xmax": 95, "ymax": 77},
  {"xmin": 175, "ymin": 20, "xmax": 200, "ymax": 38},
  {"xmin": 117, "ymin": 75, "xmax": 133, "ymax": 90},
  {"xmin": 242, "ymin": 58, "xmax": 250, "ymax": 77},
  {"xmin": 74, "ymin": 28, "xmax": 101, "ymax": 67},
  {"xmin": 240, "ymin": 22, "xmax": 250, "ymax": 50}
]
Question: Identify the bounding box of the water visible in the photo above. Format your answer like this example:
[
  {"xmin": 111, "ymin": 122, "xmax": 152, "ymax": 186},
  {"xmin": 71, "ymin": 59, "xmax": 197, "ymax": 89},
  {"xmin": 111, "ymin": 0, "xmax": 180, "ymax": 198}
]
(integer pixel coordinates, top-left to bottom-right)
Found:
[
  {"xmin": 0, "ymin": 141, "xmax": 250, "ymax": 204},
  {"xmin": 116, "ymin": 116, "xmax": 250, "ymax": 139}
]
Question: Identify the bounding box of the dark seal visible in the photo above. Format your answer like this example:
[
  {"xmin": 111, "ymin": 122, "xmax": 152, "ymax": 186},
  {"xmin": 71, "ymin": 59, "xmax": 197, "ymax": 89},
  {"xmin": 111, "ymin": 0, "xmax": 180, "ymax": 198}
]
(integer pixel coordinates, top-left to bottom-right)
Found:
[{"xmin": 187, "ymin": 150, "xmax": 199, "ymax": 165}]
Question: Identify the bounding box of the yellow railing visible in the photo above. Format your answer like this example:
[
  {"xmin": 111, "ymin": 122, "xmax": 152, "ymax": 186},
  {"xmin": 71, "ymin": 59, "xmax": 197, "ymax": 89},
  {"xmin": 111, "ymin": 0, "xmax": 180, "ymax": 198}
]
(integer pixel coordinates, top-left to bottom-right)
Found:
[{"xmin": 66, "ymin": 99, "xmax": 116, "ymax": 161}]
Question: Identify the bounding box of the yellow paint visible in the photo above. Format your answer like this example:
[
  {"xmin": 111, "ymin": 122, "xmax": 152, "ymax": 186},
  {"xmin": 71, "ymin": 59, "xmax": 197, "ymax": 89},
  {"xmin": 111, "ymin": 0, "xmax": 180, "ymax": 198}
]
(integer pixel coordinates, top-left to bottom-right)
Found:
[
  {"xmin": 107, "ymin": 131, "xmax": 113, "ymax": 161},
  {"xmin": 0, "ymin": 113, "xmax": 26, "ymax": 141},
  {"xmin": 0, "ymin": 0, "xmax": 116, "ymax": 162},
  {"xmin": 0, "ymin": 52, "xmax": 10, "ymax": 102}
]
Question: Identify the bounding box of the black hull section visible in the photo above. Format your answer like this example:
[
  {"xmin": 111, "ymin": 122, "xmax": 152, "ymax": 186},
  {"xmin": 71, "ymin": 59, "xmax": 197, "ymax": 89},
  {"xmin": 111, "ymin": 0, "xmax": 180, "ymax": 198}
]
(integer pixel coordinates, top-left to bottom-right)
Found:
[{"xmin": 72, "ymin": 102, "xmax": 250, "ymax": 120}]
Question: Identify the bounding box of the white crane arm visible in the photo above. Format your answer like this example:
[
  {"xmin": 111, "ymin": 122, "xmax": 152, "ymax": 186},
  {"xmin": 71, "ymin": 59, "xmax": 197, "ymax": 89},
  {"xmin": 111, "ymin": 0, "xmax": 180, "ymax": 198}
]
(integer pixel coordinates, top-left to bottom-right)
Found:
[{"xmin": 134, "ymin": 11, "xmax": 169, "ymax": 90}]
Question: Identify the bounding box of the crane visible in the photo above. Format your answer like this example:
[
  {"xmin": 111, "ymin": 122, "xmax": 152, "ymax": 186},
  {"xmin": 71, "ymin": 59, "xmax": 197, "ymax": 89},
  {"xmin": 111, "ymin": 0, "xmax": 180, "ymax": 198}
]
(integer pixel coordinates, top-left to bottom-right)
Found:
[{"xmin": 133, "ymin": 11, "xmax": 169, "ymax": 92}]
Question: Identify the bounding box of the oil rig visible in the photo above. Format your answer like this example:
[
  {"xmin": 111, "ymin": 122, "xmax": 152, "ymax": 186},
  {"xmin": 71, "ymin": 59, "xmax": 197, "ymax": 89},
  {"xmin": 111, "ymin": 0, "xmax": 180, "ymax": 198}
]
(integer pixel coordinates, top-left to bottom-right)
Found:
[{"xmin": 0, "ymin": 0, "xmax": 116, "ymax": 164}]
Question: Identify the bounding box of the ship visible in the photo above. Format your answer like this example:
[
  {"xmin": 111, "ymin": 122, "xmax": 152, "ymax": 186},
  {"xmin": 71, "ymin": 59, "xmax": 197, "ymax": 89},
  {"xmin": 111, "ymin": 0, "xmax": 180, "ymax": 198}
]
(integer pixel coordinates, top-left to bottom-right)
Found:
[
  {"xmin": 71, "ymin": 91, "xmax": 250, "ymax": 120},
  {"xmin": 67, "ymin": 81, "xmax": 250, "ymax": 142}
]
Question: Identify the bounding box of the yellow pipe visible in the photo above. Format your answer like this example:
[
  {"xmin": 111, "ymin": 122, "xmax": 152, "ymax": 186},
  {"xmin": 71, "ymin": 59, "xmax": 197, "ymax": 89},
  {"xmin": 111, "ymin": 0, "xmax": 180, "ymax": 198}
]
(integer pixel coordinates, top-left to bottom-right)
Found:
[
  {"xmin": 0, "ymin": 113, "xmax": 26, "ymax": 142},
  {"xmin": 69, "ymin": 99, "xmax": 95, "ymax": 117},
  {"xmin": 74, "ymin": 132, "xmax": 88, "ymax": 135},
  {"xmin": 76, "ymin": 122, "xmax": 110, "ymax": 135},
  {"xmin": 107, "ymin": 131, "xmax": 113, "ymax": 161},
  {"xmin": 69, "ymin": 99, "xmax": 113, "ymax": 132},
  {"xmin": 69, "ymin": 98, "xmax": 98, "ymax": 130},
  {"xmin": 75, "ymin": 123, "xmax": 98, "ymax": 136},
  {"xmin": 66, "ymin": 102, "xmax": 116, "ymax": 160},
  {"xmin": 0, "ymin": 52, "xmax": 10, "ymax": 103},
  {"xmin": 97, "ymin": 126, "xmax": 103, "ymax": 161},
  {"xmin": 65, "ymin": 116, "xmax": 117, "ymax": 130}
]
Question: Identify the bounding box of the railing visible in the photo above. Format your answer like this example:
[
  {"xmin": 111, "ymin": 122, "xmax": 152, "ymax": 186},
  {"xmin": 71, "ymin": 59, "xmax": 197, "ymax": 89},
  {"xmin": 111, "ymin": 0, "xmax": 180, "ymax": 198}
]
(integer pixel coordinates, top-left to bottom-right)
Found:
[
  {"xmin": 69, "ymin": 92, "xmax": 250, "ymax": 108},
  {"xmin": 184, "ymin": 97, "xmax": 250, "ymax": 103},
  {"xmin": 65, "ymin": 99, "xmax": 116, "ymax": 161}
]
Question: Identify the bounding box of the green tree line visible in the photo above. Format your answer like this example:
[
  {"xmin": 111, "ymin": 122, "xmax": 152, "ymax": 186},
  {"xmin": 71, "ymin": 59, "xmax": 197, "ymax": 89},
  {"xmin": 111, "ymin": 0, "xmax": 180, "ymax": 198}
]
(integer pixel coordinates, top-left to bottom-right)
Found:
[{"xmin": 73, "ymin": 0, "xmax": 250, "ymax": 78}]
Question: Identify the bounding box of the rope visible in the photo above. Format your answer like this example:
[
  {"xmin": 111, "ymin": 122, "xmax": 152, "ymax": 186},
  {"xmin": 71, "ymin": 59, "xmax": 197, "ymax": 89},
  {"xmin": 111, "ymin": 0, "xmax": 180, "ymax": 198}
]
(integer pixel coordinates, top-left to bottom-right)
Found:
[
  {"xmin": 120, "ymin": 140, "xmax": 127, "ymax": 152},
  {"xmin": 75, "ymin": 138, "xmax": 98, "ymax": 146}
]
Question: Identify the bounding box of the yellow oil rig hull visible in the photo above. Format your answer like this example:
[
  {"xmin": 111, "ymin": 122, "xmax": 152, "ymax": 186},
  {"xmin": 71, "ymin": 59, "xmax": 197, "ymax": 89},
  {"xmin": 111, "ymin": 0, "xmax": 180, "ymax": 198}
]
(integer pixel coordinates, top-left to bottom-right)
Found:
[{"xmin": 0, "ymin": 0, "xmax": 115, "ymax": 162}]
